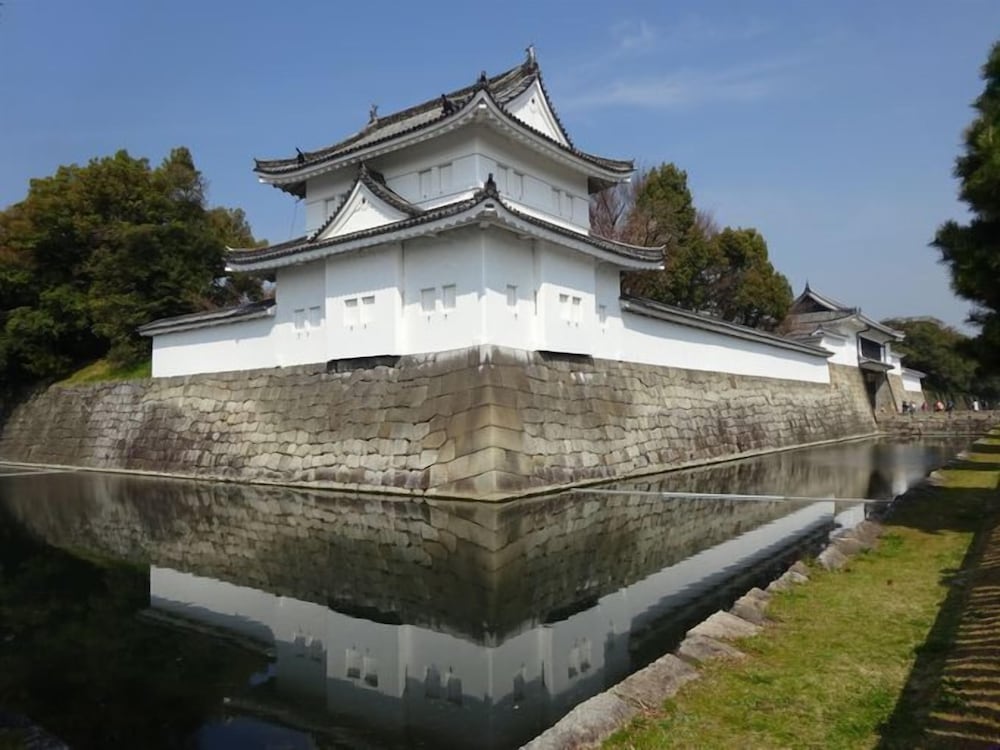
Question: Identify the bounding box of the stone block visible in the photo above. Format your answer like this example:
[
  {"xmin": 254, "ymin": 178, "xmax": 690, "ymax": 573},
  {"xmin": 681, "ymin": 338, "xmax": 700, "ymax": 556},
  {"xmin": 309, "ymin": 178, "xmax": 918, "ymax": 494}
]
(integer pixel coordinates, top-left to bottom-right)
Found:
[
  {"xmin": 687, "ymin": 610, "xmax": 761, "ymax": 641},
  {"xmin": 817, "ymin": 545, "xmax": 850, "ymax": 571},
  {"xmin": 520, "ymin": 692, "xmax": 636, "ymax": 750},
  {"xmin": 767, "ymin": 570, "xmax": 809, "ymax": 593},
  {"xmin": 676, "ymin": 634, "xmax": 746, "ymax": 664},
  {"xmin": 833, "ymin": 535, "xmax": 866, "ymax": 557},
  {"xmin": 613, "ymin": 653, "xmax": 699, "ymax": 708}
]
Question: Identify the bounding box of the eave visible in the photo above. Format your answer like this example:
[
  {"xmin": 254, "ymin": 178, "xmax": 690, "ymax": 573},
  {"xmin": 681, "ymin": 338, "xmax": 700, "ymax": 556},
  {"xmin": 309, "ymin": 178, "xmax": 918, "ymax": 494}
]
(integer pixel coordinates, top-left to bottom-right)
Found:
[
  {"xmin": 139, "ymin": 300, "xmax": 276, "ymax": 337},
  {"xmin": 226, "ymin": 186, "xmax": 662, "ymax": 273}
]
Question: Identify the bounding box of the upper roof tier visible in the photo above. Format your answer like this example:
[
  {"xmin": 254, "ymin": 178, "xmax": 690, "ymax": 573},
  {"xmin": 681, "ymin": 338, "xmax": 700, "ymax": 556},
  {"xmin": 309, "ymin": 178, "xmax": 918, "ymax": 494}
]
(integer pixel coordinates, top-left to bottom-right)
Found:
[{"xmin": 253, "ymin": 49, "xmax": 634, "ymax": 196}]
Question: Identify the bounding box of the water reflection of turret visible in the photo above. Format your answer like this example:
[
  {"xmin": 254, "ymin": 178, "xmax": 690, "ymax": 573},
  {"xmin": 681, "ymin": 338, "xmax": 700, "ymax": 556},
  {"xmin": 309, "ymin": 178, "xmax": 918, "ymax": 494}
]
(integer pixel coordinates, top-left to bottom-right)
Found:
[{"xmin": 145, "ymin": 500, "xmax": 838, "ymax": 748}]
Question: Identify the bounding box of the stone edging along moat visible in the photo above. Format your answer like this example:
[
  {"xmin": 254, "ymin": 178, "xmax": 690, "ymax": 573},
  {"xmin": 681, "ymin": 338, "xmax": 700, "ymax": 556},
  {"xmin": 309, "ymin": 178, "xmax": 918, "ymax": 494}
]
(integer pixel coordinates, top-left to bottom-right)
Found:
[{"xmin": 521, "ymin": 516, "xmax": 886, "ymax": 749}]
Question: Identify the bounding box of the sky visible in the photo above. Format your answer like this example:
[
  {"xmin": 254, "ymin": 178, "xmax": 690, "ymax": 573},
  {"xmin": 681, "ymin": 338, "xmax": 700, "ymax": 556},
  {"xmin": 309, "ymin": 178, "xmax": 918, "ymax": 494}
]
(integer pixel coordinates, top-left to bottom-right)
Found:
[{"xmin": 1, "ymin": 0, "xmax": 997, "ymax": 332}]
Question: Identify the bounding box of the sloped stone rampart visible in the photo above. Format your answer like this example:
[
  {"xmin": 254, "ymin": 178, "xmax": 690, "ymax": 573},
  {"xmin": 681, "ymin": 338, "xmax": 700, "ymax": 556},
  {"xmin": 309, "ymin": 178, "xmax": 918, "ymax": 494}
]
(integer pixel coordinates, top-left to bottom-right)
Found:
[{"xmin": 0, "ymin": 347, "xmax": 876, "ymax": 499}]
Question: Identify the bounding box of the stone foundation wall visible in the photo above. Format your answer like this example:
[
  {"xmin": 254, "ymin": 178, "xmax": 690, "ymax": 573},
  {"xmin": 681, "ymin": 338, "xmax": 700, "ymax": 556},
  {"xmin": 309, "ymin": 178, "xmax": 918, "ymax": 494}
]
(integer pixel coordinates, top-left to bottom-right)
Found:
[
  {"xmin": 878, "ymin": 411, "xmax": 999, "ymax": 437},
  {"xmin": 0, "ymin": 347, "xmax": 876, "ymax": 499}
]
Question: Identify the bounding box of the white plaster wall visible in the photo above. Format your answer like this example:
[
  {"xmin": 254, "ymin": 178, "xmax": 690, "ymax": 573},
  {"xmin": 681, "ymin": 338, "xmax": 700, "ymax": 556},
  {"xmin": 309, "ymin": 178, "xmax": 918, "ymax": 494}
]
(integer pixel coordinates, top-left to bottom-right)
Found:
[
  {"xmin": 902, "ymin": 370, "xmax": 924, "ymax": 392},
  {"xmin": 275, "ymin": 260, "xmax": 327, "ymax": 366},
  {"xmin": 150, "ymin": 315, "xmax": 276, "ymax": 377},
  {"xmin": 401, "ymin": 231, "xmax": 485, "ymax": 354},
  {"xmin": 305, "ymin": 169, "xmax": 356, "ymax": 235},
  {"xmin": 325, "ymin": 246, "xmax": 402, "ymax": 358},
  {"xmin": 593, "ymin": 308, "xmax": 831, "ymax": 383},
  {"xmin": 482, "ymin": 231, "xmax": 539, "ymax": 350},
  {"xmin": 505, "ymin": 80, "xmax": 570, "ymax": 146},
  {"xmin": 378, "ymin": 134, "xmax": 480, "ymax": 210},
  {"xmin": 475, "ymin": 130, "xmax": 591, "ymax": 232},
  {"xmin": 820, "ymin": 331, "xmax": 859, "ymax": 367},
  {"xmin": 536, "ymin": 243, "xmax": 596, "ymax": 355}
]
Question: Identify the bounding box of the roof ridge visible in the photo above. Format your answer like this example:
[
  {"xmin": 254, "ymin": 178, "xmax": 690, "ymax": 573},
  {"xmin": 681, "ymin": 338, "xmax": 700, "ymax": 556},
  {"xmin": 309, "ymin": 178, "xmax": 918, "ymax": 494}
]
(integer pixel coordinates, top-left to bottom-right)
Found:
[{"xmin": 255, "ymin": 59, "xmax": 535, "ymax": 170}]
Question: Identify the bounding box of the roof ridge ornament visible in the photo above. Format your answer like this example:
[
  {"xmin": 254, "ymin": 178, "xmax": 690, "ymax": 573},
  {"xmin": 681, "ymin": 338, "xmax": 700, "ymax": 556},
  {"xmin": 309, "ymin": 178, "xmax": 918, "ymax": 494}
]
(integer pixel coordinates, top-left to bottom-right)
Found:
[
  {"xmin": 476, "ymin": 70, "xmax": 488, "ymax": 88},
  {"xmin": 440, "ymin": 94, "xmax": 455, "ymax": 115},
  {"xmin": 295, "ymin": 148, "xmax": 305, "ymax": 165},
  {"xmin": 368, "ymin": 103, "xmax": 379, "ymax": 126},
  {"xmin": 526, "ymin": 44, "xmax": 536, "ymax": 67},
  {"xmin": 483, "ymin": 173, "xmax": 498, "ymax": 196}
]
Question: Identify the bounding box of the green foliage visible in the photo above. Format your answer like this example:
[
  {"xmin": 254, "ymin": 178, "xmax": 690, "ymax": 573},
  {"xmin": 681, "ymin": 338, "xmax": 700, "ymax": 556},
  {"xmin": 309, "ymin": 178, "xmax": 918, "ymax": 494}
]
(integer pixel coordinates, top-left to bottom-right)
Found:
[
  {"xmin": 933, "ymin": 40, "xmax": 1000, "ymax": 371},
  {"xmin": 0, "ymin": 148, "xmax": 262, "ymax": 395},
  {"xmin": 882, "ymin": 317, "xmax": 978, "ymax": 397},
  {"xmin": 613, "ymin": 164, "xmax": 792, "ymax": 330},
  {"xmin": 713, "ymin": 227, "xmax": 793, "ymax": 329}
]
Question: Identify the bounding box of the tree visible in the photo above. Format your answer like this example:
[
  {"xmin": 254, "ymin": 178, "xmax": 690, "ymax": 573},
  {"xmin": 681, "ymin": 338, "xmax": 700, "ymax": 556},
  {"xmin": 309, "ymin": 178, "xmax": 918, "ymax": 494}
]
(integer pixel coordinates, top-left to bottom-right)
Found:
[
  {"xmin": 882, "ymin": 317, "xmax": 978, "ymax": 398},
  {"xmin": 595, "ymin": 163, "xmax": 792, "ymax": 329},
  {"xmin": 933, "ymin": 40, "xmax": 1000, "ymax": 370},
  {"xmin": 0, "ymin": 148, "xmax": 261, "ymax": 391},
  {"xmin": 712, "ymin": 227, "xmax": 793, "ymax": 329}
]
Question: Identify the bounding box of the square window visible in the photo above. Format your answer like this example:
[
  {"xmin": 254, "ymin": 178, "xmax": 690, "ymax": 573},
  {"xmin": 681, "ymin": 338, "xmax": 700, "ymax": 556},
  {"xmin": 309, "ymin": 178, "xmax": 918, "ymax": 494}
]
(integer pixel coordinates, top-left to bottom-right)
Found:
[
  {"xmin": 572, "ymin": 296, "xmax": 582, "ymax": 323},
  {"xmin": 506, "ymin": 284, "xmax": 517, "ymax": 309},
  {"xmin": 293, "ymin": 308, "xmax": 306, "ymax": 330},
  {"xmin": 421, "ymin": 287, "xmax": 436, "ymax": 314},
  {"xmin": 419, "ymin": 169, "xmax": 433, "ymax": 199},
  {"xmin": 512, "ymin": 171, "xmax": 524, "ymax": 200},
  {"xmin": 559, "ymin": 293, "xmax": 570, "ymax": 321},
  {"xmin": 344, "ymin": 298, "xmax": 359, "ymax": 327},
  {"xmin": 361, "ymin": 295, "xmax": 375, "ymax": 325},
  {"xmin": 598, "ymin": 304, "xmax": 607, "ymax": 325},
  {"xmin": 439, "ymin": 163, "xmax": 453, "ymax": 192},
  {"xmin": 308, "ymin": 306, "xmax": 322, "ymax": 328},
  {"xmin": 442, "ymin": 284, "xmax": 456, "ymax": 311}
]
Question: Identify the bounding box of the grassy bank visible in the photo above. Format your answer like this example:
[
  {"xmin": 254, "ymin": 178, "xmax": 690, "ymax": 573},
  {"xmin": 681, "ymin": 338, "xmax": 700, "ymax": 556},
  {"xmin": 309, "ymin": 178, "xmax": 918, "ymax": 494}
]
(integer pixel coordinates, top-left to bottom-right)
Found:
[
  {"xmin": 58, "ymin": 358, "xmax": 151, "ymax": 385},
  {"xmin": 606, "ymin": 431, "xmax": 1000, "ymax": 749}
]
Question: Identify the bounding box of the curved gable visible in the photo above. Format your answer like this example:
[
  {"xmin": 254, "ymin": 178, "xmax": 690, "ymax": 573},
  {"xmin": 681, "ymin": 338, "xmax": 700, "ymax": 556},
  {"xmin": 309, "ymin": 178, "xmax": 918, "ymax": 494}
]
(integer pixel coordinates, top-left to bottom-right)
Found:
[
  {"xmin": 505, "ymin": 79, "xmax": 570, "ymax": 147},
  {"xmin": 316, "ymin": 179, "xmax": 413, "ymax": 241}
]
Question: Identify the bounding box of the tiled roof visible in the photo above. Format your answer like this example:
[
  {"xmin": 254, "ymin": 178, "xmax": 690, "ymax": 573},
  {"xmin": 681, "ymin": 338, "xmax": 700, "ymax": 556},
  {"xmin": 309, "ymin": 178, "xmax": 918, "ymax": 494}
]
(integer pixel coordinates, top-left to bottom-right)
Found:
[
  {"xmin": 227, "ymin": 178, "xmax": 662, "ymax": 270},
  {"xmin": 253, "ymin": 53, "xmax": 632, "ymax": 184},
  {"xmin": 138, "ymin": 299, "xmax": 275, "ymax": 337},
  {"xmin": 788, "ymin": 285, "xmax": 903, "ymax": 339}
]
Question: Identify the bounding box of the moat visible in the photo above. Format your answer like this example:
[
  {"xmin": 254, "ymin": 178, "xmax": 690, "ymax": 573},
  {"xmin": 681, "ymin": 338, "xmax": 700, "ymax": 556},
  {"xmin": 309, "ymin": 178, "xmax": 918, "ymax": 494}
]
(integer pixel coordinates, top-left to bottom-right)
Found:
[{"xmin": 0, "ymin": 437, "xmax": 967, "ymax": 749}]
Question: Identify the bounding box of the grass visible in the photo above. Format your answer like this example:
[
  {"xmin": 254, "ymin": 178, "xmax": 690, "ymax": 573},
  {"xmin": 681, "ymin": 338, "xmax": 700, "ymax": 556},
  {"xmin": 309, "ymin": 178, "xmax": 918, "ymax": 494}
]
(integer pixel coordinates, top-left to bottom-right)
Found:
[
  {"xmin": 58, "ymin": 357, "xmax": 151, "ymax": 385},
  {"xmin": 604, "ymin": 458, "xmax": 1000, "ymax": 750}
]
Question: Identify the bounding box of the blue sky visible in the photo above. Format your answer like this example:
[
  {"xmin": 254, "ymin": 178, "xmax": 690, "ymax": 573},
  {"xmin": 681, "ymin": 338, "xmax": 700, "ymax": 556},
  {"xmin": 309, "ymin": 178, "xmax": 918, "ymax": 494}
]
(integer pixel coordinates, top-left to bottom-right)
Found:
[{"xmin": 1, "ymin": 0, "xmax": 997, "ymax": 331}]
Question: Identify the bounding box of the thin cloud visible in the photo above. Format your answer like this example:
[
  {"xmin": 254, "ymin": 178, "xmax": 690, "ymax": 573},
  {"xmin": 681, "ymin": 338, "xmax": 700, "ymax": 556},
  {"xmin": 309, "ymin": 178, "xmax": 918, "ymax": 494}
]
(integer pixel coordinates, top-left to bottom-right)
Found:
[
  {"xmin": 612, "ymin": 19, "xmax": 657, "ymax": 53},
  {"xmin": 562, "ymin": 61, "xmax": 796, "ymax": 111}
]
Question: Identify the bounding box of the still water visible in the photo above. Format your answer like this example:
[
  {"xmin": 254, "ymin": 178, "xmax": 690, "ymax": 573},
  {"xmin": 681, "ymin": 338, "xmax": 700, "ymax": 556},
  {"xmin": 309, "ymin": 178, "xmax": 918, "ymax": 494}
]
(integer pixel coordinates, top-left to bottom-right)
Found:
[{"xmin": 0, "ymin": 438, "xmax": 966, "ymax": 749}]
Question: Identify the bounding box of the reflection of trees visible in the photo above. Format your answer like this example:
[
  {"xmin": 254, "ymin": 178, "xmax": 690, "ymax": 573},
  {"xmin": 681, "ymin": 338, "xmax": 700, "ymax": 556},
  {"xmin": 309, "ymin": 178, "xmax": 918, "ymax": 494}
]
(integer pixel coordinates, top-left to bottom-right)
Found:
[{"xmin": 0, "ymin": 508, "xmax": 264, "ymax": 749}]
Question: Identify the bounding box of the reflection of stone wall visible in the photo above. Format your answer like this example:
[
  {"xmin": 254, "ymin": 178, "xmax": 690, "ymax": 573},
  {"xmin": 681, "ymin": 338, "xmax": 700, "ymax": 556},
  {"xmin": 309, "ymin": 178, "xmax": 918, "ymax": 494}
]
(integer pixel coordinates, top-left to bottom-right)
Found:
[
  {"xmin": 0, "ymin": 474, "xmax": 798, "ymax": 641},
  {"xmin": 0, "ymin": 347, "xmax": 875, "ymax": 499}
]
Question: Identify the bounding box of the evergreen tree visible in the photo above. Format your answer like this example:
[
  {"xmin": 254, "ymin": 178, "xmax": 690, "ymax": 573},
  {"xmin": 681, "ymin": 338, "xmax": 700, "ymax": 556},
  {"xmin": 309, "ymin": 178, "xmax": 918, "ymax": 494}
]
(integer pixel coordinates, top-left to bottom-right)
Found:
[
  {"xmin": 0, "ymin": 148, "xmax": 261, "ymax": 391},
  {"xmin": 933, "ymin": 40, "xmax": 1000, "ymax": 369}
]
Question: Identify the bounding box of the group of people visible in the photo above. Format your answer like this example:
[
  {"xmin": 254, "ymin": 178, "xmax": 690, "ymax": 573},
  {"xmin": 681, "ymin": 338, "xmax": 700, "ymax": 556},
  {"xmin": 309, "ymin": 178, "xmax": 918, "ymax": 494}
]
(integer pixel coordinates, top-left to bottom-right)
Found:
[{"xmin": 905, "ymin": 398, "xmax": 986, "ymax": 413}]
